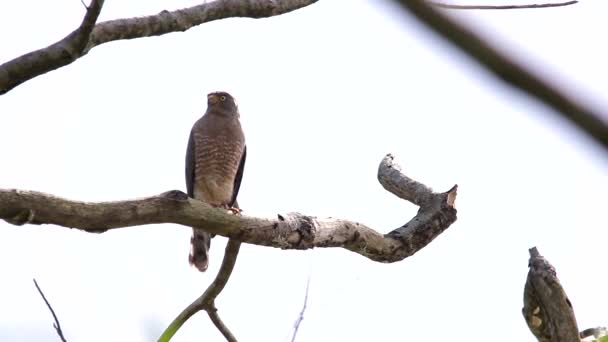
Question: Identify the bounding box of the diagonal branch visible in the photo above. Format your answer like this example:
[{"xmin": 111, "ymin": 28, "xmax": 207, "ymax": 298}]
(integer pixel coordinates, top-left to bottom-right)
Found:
[
  {"xmin": 391, "ymin": 0, "xmax": 608, "ymax": 151},
  {"xmin": 0, "ymin": 0, "xmax": 318, "ymax": 95},
  {"xmin": 290, "ymin": 276, "xmax": 311, "ymax": 342},
  {"xmin": 0, "ymin": 0, "xmax": 104, "ymax": 95},
  {"xmin": 158, "ymin": 239, "xmax": 241, "ymax": 342},
  {"xmin": 0, "ymin": 154, "xmax": 458, "ymax": 263},
  {"xmin": 429, "ymin": 1, "xmax": 578, "ymax": 10},
  {"xmin": 33, "ymin": 279, "xmax": 68, "ymax": 342}
]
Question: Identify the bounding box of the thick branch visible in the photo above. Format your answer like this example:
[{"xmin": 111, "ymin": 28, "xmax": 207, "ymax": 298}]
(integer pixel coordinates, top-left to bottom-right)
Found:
[
  {"xmin": 0, "ymin": 154, "xmax": 457, "ymax": 263},
  {"xmin": 0, "ymin": 0, "xmax": 104, "ymax": 95},
  {"xmin": 158, "ymin": 240, "xmax": 241, "ymax": 342},
  {"xmin": 391, "ymin": 0, "xmax": 608, "ymax": 151},
  {"xmin": 429, "ymin": 1, "xmax": 578, "ymax": 10},
  {"xmin": 523, "ymin": 247, "xmax": 579, "ymax": 342},
  {"xmin": 0, "ymin": 0, "xmax": 317, "ymax": 95}
]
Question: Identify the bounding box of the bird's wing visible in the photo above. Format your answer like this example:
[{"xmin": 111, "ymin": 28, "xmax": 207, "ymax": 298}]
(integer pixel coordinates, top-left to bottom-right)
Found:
[
  {"xmin": 230, "ymin": 145, "xmax": 247, "ymax": 207},
  {"xmin": 185, "ymin": 129, "xmax": 196, "ymax": 198}
]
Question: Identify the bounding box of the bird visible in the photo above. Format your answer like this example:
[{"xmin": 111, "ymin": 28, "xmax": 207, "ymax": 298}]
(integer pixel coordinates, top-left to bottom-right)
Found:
[{"xmin": 185, "ymin": 91, "xmax": 246, "ymax": 272}]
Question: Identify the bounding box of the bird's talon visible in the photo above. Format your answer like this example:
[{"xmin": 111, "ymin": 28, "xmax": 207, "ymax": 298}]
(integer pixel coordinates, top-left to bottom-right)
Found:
[{"xmin": 227, "ymin": 207, "xmax": 242, "ymax": 215}]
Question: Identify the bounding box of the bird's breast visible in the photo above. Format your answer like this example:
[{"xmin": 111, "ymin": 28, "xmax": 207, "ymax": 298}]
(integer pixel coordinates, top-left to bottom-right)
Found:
[{"xmin": 193, "ymin": 133, "xmax": 244, "ymax": 205}]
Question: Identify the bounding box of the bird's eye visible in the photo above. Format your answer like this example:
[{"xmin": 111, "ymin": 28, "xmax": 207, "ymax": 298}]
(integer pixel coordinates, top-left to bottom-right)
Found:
[{"xmin": 220, "ymin": 96, "xmax": 227, "ymax": 101}]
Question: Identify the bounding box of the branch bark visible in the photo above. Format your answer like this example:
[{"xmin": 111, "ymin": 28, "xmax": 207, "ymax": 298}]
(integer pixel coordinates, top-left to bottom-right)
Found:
[
  {"xmin": 391, "ymin": 0, "xmax": 608, "ymax": 151},
  {"xmin": 429, "ymin": 1, "xmax": 578, "ymax": 10},
  {"xmin": 0, "ymin": 154, "xmax": 457, "ymax": 263},
  {"xmin": 0, "ymin": 0, "xmax": 318, "ymax": 95},
  {"xmin": 0, "ymin": 0, "xmax": 104, "ymax": 95},
  {"xmin": 523, "ymin": 247, "xmax": 579, "ymax": 342}
]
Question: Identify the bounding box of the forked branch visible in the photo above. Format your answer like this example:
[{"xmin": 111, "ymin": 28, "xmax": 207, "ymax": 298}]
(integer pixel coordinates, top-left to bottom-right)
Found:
[
  {"xmin": 0, "ymin": 154, "xmax": 457, "ymax": 263},
  {"xmin": 158, "ymin": 240, "xmax": 241, "ymax": 342}
]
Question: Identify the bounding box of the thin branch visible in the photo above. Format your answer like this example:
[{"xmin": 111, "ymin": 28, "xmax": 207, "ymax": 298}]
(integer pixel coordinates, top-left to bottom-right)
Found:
[
  {"xmin": 391, "ymin": 0, "xmax": 608, "ymax": 151},
  {"xmin": 429, "ymin": 1, "xmax": 578, "ymax": 10},
  {"xmin": 523, "ymin": 247, "xmax": 580, "ymax": 342},
  {"xmin": 207, "ymin": 303, "xmax": 238, "ymax": 342},
  {"xmin": 33, "ymin": 279, "xmax": 67, "ymax": 342},
  {"xmin": 0, "ymin": 0, "xmax": 104, "ymax": 95},
  {"xmin": 0, "ymin": 154, "xmax": 458, "ymax": 263},
  {"xmin": 0, "ymin": 0, "xmax": 318, "ymax": 95},
  {"xmin": 158, "ymin": 239, "xmax": 241, "ymax": 342},
  {"xmin": 290, "ymin": 276, "xmax": 311, "ymax": 342}
]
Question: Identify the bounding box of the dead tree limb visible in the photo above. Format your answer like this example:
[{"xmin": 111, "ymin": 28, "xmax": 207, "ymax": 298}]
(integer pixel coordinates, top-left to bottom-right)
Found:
[
  {"xmin": 33, "ymin": 279, "xmax": 68, "ymax": 342},
  {"xmin": 429, "ymin": 1, "xmax": 578, "ymax": 10},
  {"xmin": 158, "ymin": 240, "xmax": 241, "ymax": 342},
  {"xmin": 0, "ymin": 154, "xmax": 457, "ymax": 263},
  {"xmin": 523, "ymin": 247, "xmax": 580, "ymax": 342},
  {"xmin": 0, "ymin": 0, "xmax": 318, "ymax": 95},
  {"xmin": 391, "ymin": 0, "xmax": 608, "ymax": 151}
]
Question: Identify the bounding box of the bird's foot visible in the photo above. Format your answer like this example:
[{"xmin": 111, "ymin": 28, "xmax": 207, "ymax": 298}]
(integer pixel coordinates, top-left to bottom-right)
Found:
[
  {"xmin": 227, "ymin": 207, "xmax": 242, "ymax": 215},
  {"xmin": 227, "ymin": 207, "xmax": 243, "ymax": 215},
  {"xmin": 219, "ymin": 204, "xmax": 242, "ymax": 215}
]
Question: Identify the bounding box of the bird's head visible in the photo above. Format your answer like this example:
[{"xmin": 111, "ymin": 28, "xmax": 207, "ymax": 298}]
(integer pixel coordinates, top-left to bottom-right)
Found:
[{"xmin": 206, "ymin": 91, "xmax": 239, "ymax": 117}]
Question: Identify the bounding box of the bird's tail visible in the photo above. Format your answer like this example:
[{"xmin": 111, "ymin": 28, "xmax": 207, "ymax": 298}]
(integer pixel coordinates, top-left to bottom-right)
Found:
[{"xmin": 189, "ymin": 229, "xmax": 212, "ymax": 272}]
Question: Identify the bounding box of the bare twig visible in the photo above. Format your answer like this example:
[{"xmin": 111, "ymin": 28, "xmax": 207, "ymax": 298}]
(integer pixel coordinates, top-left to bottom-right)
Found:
[
  {"xmin": 290, "ymin": 276, "xmax": 311, "ymax": 342},
  {"xmin": 429, "ymin": 1, "xmax": 578, "ymax": 10},
  {"xmin": 523, "ymin": 247, "xmax": 580, "ymax": 342},
  {"xmin": 0, "ymin": 0, "xmax": 317, "ymax": 95},
  {"xmin": 391, "ymin": 0, "xmax": 608, "ymax": 151},
  {"xmin": 158, "ymin": 239, "xmax": 241, "ymax": 342},
  {"xmin": 0, "ymin": 0, "xmax": 104, "ymax": 95},
  {"xmin": 0, "ymin": 154, "xmax": 458, "ymax": 263},
  {"xmin": 33, "ymin": 279, "xmax": 67, "ymax": 342}
]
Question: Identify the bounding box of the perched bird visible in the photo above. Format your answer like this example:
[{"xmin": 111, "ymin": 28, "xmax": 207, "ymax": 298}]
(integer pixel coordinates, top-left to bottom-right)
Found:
[{"xmin": 185, "ymin": 91, "xmax": 246, "ymax": 272}]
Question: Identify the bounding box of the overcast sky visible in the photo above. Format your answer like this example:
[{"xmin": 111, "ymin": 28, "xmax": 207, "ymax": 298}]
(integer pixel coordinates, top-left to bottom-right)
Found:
[{"xmin": 1, "ymin": 0, "xmax": 607, "ymax": 341}]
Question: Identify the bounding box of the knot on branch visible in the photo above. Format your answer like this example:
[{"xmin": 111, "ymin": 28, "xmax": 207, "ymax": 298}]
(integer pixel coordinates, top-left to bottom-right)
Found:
[
  {"xmin": 160, "ymin": 190, "xmax": 189, "ymax": 201},
  {"xmin": 274, "ymin": 212, "xmax": 317, "ymax": 249},
  {"xmin": 4, "ymin": 208, "xmax": 36, "ymax": 226}
]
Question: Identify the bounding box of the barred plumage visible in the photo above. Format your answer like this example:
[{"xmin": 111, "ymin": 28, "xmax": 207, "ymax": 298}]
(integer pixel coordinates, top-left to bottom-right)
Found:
[{"xmin": 185, "ymin": 91, "xmax": 246, "ymax": 272}]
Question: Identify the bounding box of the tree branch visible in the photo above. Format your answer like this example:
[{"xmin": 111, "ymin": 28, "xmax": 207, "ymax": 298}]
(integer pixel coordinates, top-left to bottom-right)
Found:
[
  {"xmin": 429, "ymin": 1, "xmax": 578, "ymax": 10},
  {"xmin": 0, "ymin": 0, "xmax": 104, "ymax": 95},
  {"xmin": 523, "ymin": 247, "xmax": 580, "ymax": 342},
  {"xmin": 33, "ymin": 279, "xmax": 68, "ymax": 342},
  {"xmin": 391, "ymin": 0, "xmax": 608, "ymax": 151},
  {"xmin": 0, "ymin": 0, "xmax": 318, "ymax": 95},
  {"xmin": 207, "ymin": 302, "xmax": 238, "ymax": 342},
  {"xmin": 290, "ymin": 276, "xmax": 310, "ymax": 342},
  {"xmin": 158, "ymin": 239, "xmax": 241, "ymax": 342},
  {"xmin": 0, "ymin": 154, "xmax": 457, "ymax": 263}
]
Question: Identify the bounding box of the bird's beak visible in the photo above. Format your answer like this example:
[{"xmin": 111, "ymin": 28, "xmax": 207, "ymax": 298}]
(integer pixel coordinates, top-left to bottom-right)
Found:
[{"xmin": 207, "ymin": 94, "xmax": 219, "ymax": 105}]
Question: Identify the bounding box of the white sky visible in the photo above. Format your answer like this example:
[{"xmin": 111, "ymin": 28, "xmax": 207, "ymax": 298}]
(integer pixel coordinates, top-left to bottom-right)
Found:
[{"xmin": 1, "ymin": 0, "xmax": 607, "ymax": 341}]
